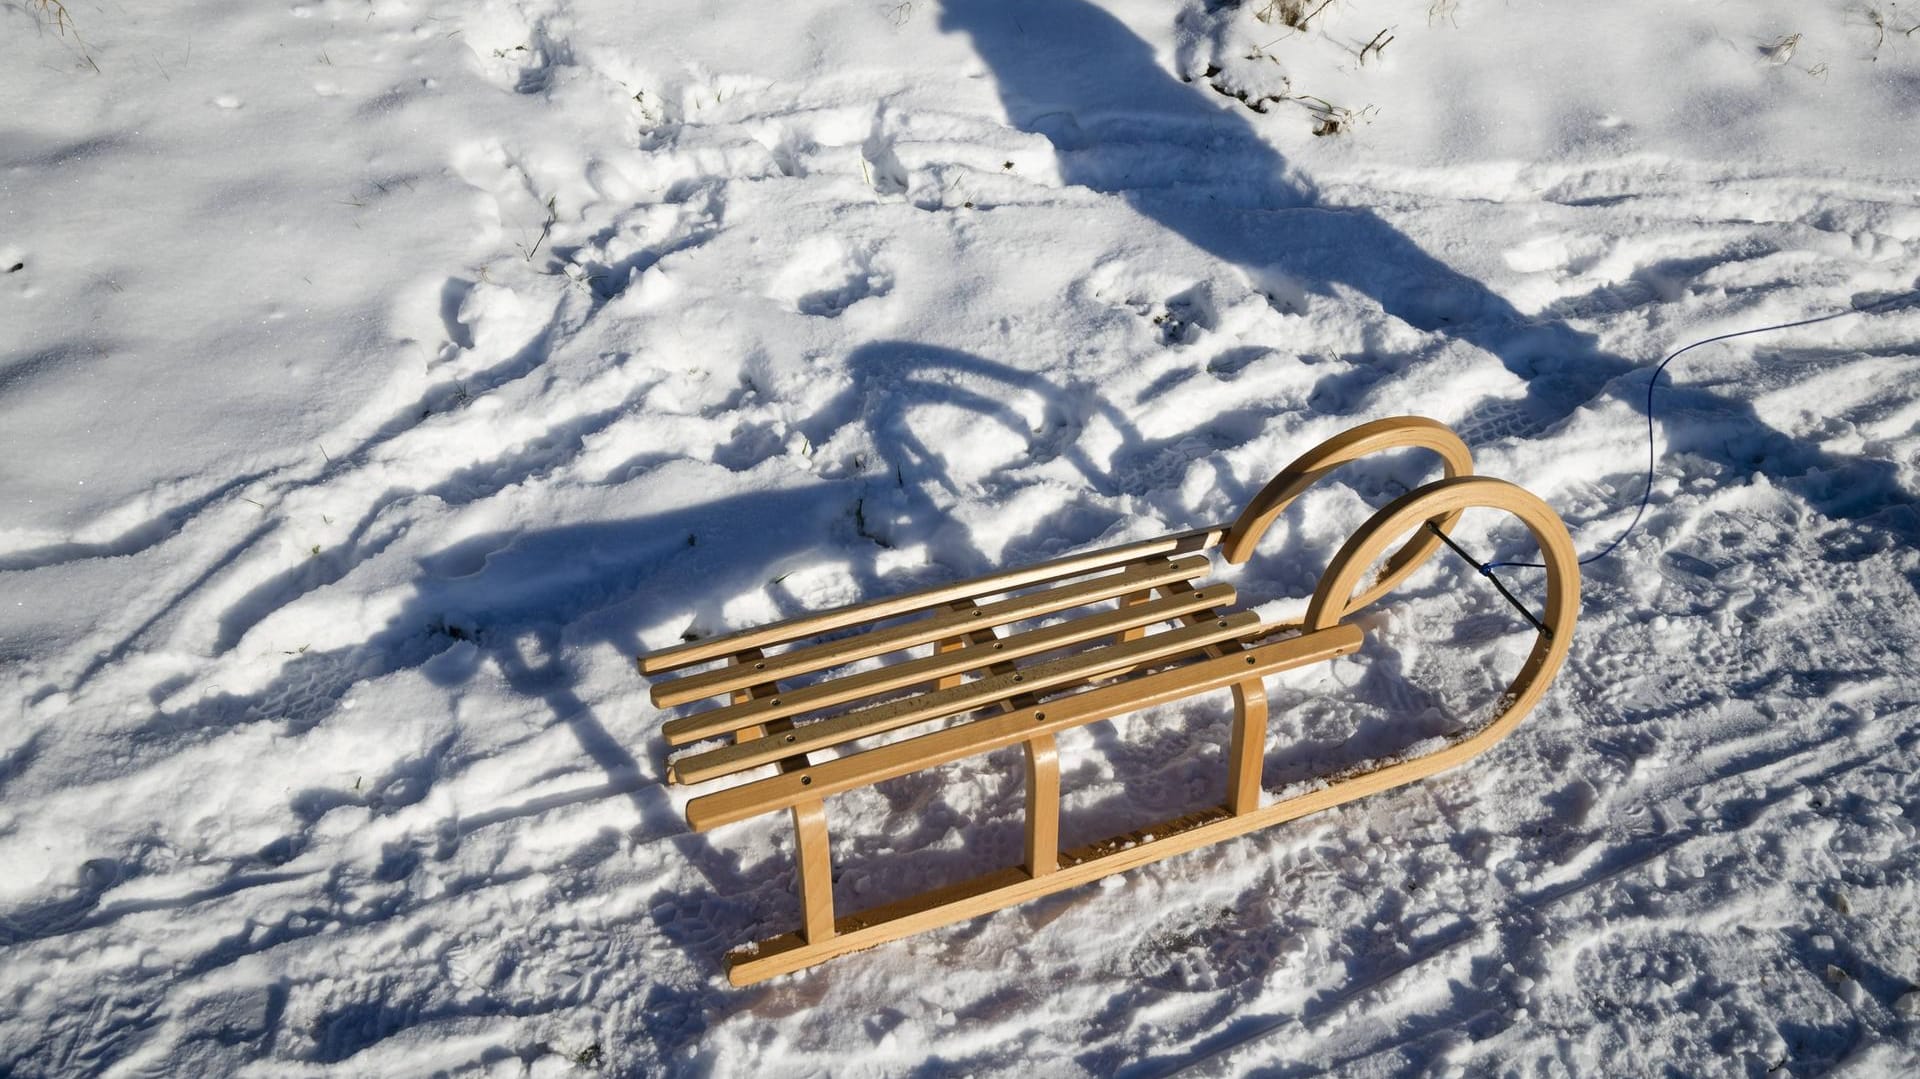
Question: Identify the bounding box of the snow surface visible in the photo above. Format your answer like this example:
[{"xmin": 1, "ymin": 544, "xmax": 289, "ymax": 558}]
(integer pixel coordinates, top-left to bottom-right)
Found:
[{"xmin": 4, "ymin": 0, "xmax": 1920, "ymax": 1074}]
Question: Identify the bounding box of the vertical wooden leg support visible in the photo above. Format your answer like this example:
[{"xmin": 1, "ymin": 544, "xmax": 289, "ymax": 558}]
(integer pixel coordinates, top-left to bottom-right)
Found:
[
  {"xmin": 1116, "ymin": 589, "xmax": 1153, "ymax": 643},
  {"xmin": 935, "ymin": 634, "xmax": 969, "ymax": 690},
  {"xmin": 935, "ymin": 598, "xmax": 985, "ymax": 689},
  {"xmin": 1226, "ymin": 680, "xmax": 1269, "ymax": 817},
  {"xmin": 791, "ymin": 799, "xmax": 836, "ymax": 943},
  {"xmin": 1160, "ymin": 580, "xmax": 1270, "ymax": 816},
  {"xmin": 727, "ymin": 648, "xmax": 780, "ymax": 741},
  {"xmin": 1024, "ymin": 735, "xmax": 1060, "ymax": 878}
]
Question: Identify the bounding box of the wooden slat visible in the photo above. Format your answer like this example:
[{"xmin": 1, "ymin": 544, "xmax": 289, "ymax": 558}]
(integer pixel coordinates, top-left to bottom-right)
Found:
[
  {"xmin": 685, "ymin": 623, "xmax": 1365, "ymax": 830},
  {"xmin": 670, "ymin": 612, "xmax": 1264, "ymax": 786},
  {"xmin": 660, "ymin": 582, "xmax": 1236, "ymax": 747},
  {"xmin": 650, "ymin": 555, "xmax": 1216, "ymax": 708},
  {"xmin": 639, "ymin": 527, "xmax": 1224, "ymax": 674}
]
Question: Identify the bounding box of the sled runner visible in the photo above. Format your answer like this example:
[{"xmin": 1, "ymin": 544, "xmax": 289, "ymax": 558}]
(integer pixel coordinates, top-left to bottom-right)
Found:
[{"xmin": 638, "ymin": 417, "xmax": 1578, "ymax": 985}]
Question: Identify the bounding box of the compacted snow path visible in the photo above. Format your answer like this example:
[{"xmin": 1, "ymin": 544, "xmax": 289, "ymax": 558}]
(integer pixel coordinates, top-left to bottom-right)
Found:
[{"xmin": 3, "ymin": 0, "xmax": 1919, "ymax": 1074}]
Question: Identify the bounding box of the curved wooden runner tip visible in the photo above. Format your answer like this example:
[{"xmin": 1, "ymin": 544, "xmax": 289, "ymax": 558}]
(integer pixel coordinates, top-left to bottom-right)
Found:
[
  {"xmin": 1221, "ymin": 416, "xmax": 1474, "ymax": 615},
  {"xmin": 1306, "ymin": 474, "xmax": 1579, "ymax": 740}
]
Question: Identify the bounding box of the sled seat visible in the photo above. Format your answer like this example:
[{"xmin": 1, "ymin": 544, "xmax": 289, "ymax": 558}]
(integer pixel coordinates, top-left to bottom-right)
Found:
[{"xmin": 638, "ymin": 417, "xmax": 1580, "ymax": 985}]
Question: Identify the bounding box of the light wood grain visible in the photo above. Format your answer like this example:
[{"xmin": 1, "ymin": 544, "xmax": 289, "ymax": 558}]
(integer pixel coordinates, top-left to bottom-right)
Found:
[
  {"xmin": 1024, "ymin": 735, "xmax": 1060, "ymax": 877},
  {"xmin": 722, "ymin": 671, "xmax": 1520, "ymax": 984},
  {"xmin": 651, "ymin": 555, "xmax": 1216, "ymax": 708},
  {"xmin": 1155, "ymin": 581, "xmax": 1266, "ymax": 816},
  {"xmin": 1116, "ymin": 589, "xmax": 1152, "ymax": 644},
  {"xmin": 669, "ymin": 611, "xmax": 1264, "ymax": 786},
  {"xmin": 1222, "ymin": 416, "xmax": 1473, "ymax": 616},
  {"xmin": 685, "ymin": 625, "xmax": 1364, "ymax": 831},
  {"xmin": 933, "ymin": 599, "xmax": 978, "ymax": 691},
  {"xmin": 1305, "ymin": 475, "xmax": 1578, "ymax": 739},
  {"xmin": 725, "ymin": 649, "xmax": 780, "ymax": 743},
  {"xmin": 790, "ymin": 799, "xmax": 834, "ymax": 943},
  {"xmin": 1226, "ymin": 680, "xmax": 1268, "ymax": 816},
  {"xmin": 639, "ymin": 527, "xmax": 1224, "ymax": 674},
  {"xmin": 639, "ymin": 420, "xmax": 1582, "ymax": 986},
  {"xmin": 660, "ymin": 583, "xmax": 1235, "ymax": 747},
  {"xmin": 726, "ymin": 487, "xmax": 1571, "ymax": 987}
]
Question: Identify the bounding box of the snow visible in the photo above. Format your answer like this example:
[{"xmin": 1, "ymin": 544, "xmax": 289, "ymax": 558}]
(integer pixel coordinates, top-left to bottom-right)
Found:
[{"xmin": 4, "ymin": 0, "xmax": 1920, "ymax": 1074}]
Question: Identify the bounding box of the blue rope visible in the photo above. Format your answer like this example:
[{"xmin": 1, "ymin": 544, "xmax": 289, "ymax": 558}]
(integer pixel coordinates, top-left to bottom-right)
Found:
[{"xmin": 1479, "ymin": 290, "xmax": 1920, "ymax": 573}]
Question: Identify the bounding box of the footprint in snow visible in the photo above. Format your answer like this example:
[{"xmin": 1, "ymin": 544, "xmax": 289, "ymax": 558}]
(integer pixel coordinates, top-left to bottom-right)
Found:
[{"xmin": 770, "ymin": 238, "xmax": 893, "ymax": 318}]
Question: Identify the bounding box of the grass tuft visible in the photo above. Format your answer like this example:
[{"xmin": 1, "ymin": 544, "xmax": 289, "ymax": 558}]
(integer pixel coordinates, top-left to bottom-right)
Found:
[
  {"xmin": 1256, "ymin": 0, "xmax": 1334, "ymax": 32},
  {"xmin": 20, "ymin": 0, "xmax": 97, "ymax": 69}
]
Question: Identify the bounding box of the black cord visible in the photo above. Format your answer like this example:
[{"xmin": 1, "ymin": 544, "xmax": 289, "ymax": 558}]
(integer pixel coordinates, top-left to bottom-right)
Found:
[
  {"xmin": 1485, "ymin": 289, "xmax": 1920, "ymax": 571},
  {"xmin": 1424, "ymin": 521, "xmax": 1552, "ymax": 639}
]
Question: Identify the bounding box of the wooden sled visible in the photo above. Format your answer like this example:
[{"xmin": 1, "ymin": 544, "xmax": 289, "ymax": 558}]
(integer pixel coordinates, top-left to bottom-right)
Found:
[{"xmin": 638, "ymin": 417, "xmax": 1578, "ymax": 985}]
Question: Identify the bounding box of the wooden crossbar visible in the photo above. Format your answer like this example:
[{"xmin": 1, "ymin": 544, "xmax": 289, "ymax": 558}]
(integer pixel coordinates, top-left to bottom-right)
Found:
[
  {"xmin": 639, "ymin": 527, "xmax": 1224, "ymax": 675},
  {"xmin": 660, "ymin": 582, "xmax": 1237, "ymax": 748},
  {"xmin": 669, "ymin": 611, "xmax": 1265, "ymax": 785},
  {"xmin": 650, "ymin": 555, "xmax": 1215, "ymax": 707},
  {"xmin": 685, "ymin": 624, "xmax": 1363, "ymax": 831},
  {"xmin": 727, "ymin": 808, "xmax": 1237, "ymax": 984}
]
